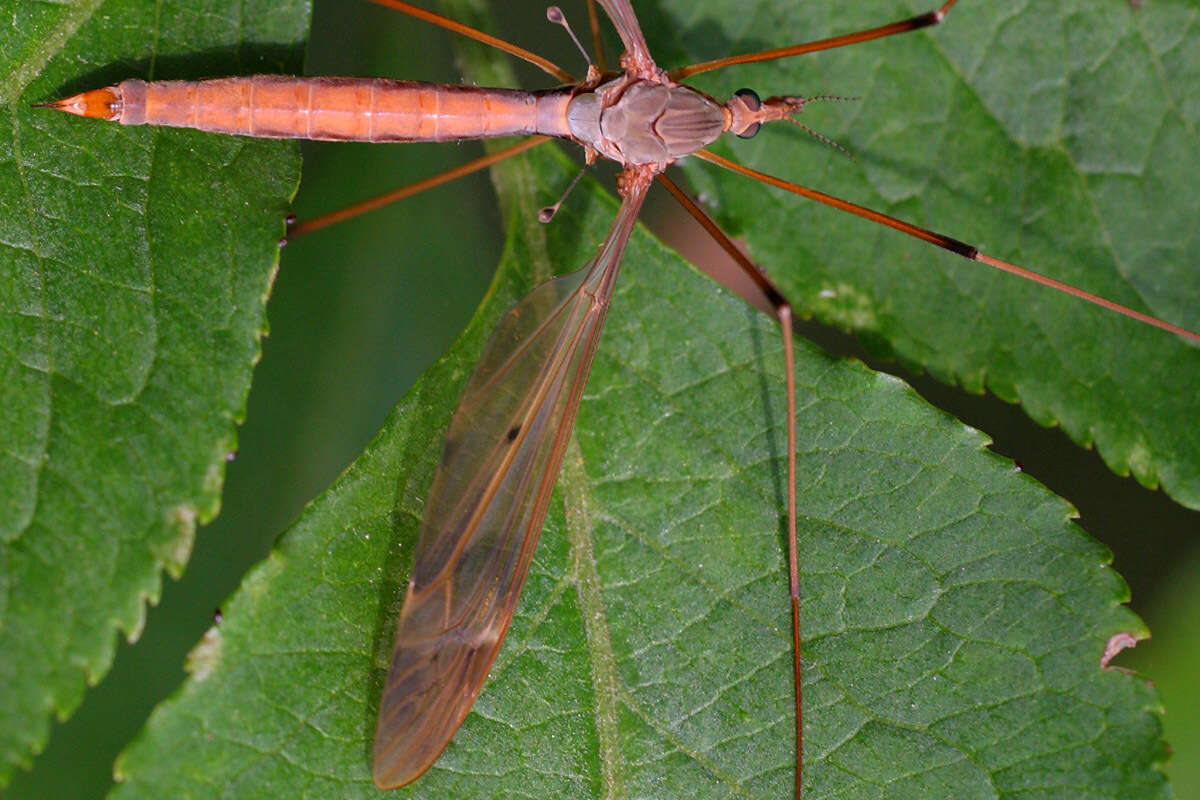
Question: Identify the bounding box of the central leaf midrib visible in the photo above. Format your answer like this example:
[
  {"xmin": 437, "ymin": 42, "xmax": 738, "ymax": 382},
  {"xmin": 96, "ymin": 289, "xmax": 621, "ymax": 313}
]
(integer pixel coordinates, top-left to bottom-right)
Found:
[{"xmin": 561, "ymin": 437, "xmax": 627, "ymax": 800}]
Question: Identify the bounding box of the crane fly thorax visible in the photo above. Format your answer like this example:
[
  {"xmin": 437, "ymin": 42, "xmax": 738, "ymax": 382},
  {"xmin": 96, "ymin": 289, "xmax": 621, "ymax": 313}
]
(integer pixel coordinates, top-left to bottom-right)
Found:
[{"xmin": 566, "ymin": 76, "xmax": 724, "ymax": 167}]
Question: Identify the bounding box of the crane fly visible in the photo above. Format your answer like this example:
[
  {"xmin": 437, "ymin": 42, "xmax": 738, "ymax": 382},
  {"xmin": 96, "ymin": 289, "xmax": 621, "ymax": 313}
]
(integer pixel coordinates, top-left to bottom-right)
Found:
[{"xmin": 40, "ymin": 0, "xmax": 1198, "ymax": 795}]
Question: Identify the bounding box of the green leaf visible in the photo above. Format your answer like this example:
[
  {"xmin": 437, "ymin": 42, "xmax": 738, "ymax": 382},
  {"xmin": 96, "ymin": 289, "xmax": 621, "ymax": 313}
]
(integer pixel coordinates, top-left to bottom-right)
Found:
[
  {"xmin": 107, "ymin": 0, "xmax": 1167, "ymax": 796},
  {"xmin": 0, "ymin": 0, "xmax": 306, "ymax": 783},
  {"xmin": 655, "ymin": 0, "xmax": 1200, "ymax": 509},
  {"xmin": 112, "ymin": 156, "xmax": 1166, "ymax": 796}
]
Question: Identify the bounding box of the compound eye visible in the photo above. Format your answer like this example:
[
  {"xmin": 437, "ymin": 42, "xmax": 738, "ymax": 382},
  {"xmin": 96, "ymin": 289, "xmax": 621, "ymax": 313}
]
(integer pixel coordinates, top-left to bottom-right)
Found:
[
  {"xmin": 734, "ymin": 88, "xmax": 761, "ymax": 110},
  {"xmin": 736, "ymin": 121, "xmax": 761, "ymax": 139},
  {"xmin": 732, "ymin": 89, "xmax": 762, "ymax": 138}
]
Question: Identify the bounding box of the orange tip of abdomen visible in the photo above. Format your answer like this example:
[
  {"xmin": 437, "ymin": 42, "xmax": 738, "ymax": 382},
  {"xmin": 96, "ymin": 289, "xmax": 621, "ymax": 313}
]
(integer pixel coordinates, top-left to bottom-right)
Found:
[{"xmin": 35, "ymin": 87, "xmax": 122, "ymax": 121}]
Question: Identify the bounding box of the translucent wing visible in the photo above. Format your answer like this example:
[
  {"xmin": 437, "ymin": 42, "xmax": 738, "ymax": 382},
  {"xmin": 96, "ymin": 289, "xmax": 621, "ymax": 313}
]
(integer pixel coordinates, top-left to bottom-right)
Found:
[
  {"xmin": 372, "ymin": 182, "xmax": 649, "ymax": 789},
  {"xmin": 596, "ymin": 0, "xmax": 654, "ymax": 69}
]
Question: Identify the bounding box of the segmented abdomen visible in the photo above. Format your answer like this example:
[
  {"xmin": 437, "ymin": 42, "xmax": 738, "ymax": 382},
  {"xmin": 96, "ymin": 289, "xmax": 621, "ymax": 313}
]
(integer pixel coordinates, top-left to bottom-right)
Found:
[{"xmin": 114, "ymin": 76, "xmax": 572, "ymax": 142}]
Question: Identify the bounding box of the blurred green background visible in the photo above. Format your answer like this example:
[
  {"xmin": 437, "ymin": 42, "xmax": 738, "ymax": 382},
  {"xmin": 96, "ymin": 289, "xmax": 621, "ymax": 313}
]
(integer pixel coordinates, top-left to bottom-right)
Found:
[{"xmin": 8, "ymin": 1, "xmax": 1198, "ymax": 797}]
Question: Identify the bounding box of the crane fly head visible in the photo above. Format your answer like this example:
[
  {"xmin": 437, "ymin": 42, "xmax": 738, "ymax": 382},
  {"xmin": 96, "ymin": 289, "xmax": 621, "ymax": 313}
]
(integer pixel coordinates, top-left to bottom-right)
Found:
[
  {"xmin": 723, "ymin": 89, "xmax": 809, "ymax": 139},
  {"xmin": 724, "ymin": 90, "xmax": 857, "ymax": 159}
]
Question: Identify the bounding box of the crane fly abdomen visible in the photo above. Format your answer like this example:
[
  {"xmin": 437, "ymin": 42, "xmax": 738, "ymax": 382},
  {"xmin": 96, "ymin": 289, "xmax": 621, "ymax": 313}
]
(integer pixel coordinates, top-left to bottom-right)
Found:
[
  {"xmin": 100, "ymin": 76, "xmax": 575, "ymax": 142},
  {"xmin": 51, "ymin": 73, "xmax": 735, "ymax": 162}
]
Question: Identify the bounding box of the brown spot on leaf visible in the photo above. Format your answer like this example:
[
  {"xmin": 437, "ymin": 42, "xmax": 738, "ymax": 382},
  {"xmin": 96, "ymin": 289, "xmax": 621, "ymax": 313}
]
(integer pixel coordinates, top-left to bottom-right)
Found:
[{"xmin": 1101, "ymin": 631, "xmax": 1142, "ymax": 670}]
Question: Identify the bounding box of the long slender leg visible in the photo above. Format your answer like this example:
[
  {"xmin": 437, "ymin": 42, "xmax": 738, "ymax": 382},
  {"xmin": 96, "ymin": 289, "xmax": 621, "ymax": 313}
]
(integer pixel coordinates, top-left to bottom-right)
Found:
[
  {"xmin": 693, "ymin": 149, "xmax": 1200, "ymax": 342},
  {"xmin": 670, "ymin": 0, "xmax": 960, "ymax": 80},
  {"xmin": 367, "ymin": 0, "xmax": 574, "ymax": 82},
  {"xmin": 656, "ymin": 173, "xmax": 804, "ymax": 800},
  {"xmin": 654, "ymin": 174, "xmax": 788, "ymax": 316},
  {"xmin": 780, "ymin": 303, "xmax": 801, "ymax": 800},
  {"xmin": 595, "ymin": 0, "xmax": 656, "ymax": 74},
  {"xmin": 287, "ymin": 137, "xmax": 549, "ymax": 239},
  {"xmin": 585, "ymin": 0, "xmax": 608, "ymax": 72}
]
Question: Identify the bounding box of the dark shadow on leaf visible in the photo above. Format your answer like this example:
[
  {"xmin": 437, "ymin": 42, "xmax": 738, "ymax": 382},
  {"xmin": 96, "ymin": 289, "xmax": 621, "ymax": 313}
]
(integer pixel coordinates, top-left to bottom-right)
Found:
[{"xmin": 35, "ymin": 44, "xmax": 303, "ymax": 105}]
